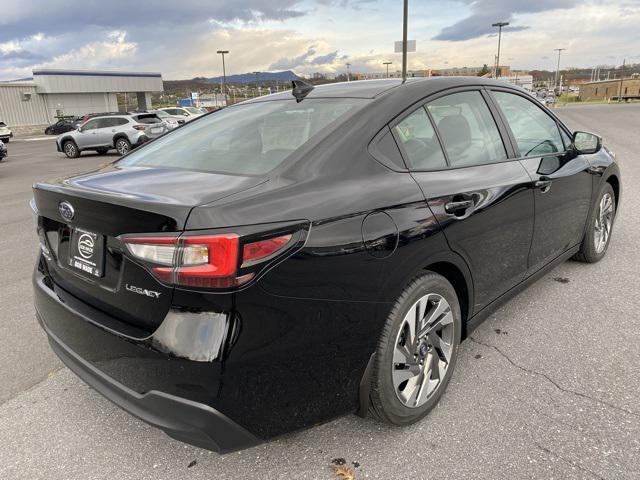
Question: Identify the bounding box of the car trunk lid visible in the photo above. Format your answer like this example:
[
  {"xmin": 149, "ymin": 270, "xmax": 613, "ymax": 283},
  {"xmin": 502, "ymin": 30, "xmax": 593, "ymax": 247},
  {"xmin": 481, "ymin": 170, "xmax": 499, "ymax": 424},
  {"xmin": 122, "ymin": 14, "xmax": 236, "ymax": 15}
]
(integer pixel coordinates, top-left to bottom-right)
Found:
[{"xmin": 33, "ymin": 165, "xmax": 265, "ymax": 332}]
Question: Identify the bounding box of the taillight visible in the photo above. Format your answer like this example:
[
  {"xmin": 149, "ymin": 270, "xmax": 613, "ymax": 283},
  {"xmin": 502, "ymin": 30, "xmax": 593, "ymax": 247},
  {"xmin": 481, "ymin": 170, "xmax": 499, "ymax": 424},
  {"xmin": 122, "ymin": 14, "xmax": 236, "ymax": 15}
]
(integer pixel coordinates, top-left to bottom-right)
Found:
[
  {"xmin": 122, "ymin": 232, "xmax": 296, "ymax": 289},
  {"xmin": 133, "ymin": 125, "xmax": 146, "ymax": 131}
]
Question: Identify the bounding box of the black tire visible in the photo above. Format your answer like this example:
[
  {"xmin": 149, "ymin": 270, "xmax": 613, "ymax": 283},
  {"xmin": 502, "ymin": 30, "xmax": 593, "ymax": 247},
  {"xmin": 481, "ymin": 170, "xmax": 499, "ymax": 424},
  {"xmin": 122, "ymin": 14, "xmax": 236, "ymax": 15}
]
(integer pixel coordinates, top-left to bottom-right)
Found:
[
  {"xmin": 115, "ymin": 137, "xmax": 131, "ymax": 156},
  {"xmin": 369, "ymin": 271, "xmax": 461, "ymax": 425},
  {"xmin": 574, "ymin": 182, "xmax": 616, "ymax": 263},
  {"xmin": 3, "ymin": 138, "xmax": 9, "ymax": 143},
  {"xmin": 96, "ymin": 147, "xmax": 109, "ymax": 155},
  {"xmin": 63, "ymin": 140, "xmax": 80, "ymax": 158}
]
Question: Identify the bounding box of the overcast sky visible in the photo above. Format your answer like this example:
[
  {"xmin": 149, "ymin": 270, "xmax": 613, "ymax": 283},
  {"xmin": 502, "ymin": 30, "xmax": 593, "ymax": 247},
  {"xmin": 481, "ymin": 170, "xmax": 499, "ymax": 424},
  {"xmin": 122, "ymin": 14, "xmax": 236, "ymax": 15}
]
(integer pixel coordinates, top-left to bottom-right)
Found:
[{"xmin": 0, "ymin": 0, "xmax": 638, "ymax": 80}]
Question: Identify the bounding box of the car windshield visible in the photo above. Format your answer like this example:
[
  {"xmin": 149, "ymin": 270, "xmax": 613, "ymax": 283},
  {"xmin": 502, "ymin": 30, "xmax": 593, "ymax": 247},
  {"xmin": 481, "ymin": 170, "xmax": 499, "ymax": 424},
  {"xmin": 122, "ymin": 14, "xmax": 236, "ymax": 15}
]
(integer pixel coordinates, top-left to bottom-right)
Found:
[
  {"xmin": 185, "ymin": 107, "xmax": 203, "ymax": 114},
  {"xmin": 154, "ymin": 110, "xmax": 169, "ymax": 118},
  {"xmin": 118, "ymin": 98, "xmax": 367, "ymax": 175}
]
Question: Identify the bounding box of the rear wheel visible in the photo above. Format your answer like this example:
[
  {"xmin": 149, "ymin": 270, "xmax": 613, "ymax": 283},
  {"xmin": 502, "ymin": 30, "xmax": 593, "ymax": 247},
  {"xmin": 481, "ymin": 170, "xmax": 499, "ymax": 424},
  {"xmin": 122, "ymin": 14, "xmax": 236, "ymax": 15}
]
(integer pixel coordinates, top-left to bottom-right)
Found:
[
  {"xmin": 574, "ymin": 183, "xmax": 616, "ymax": 263},
  {"xmin": 63, "ymin": 141, "xmax": 80, "ymax": 158},
  {"xmin": 115, "ymin": 138, "xmax": 131, "ymax": 156},
  {"xmin": 369, "ymin": 272, "xmax": 461, "ymax": 425}
]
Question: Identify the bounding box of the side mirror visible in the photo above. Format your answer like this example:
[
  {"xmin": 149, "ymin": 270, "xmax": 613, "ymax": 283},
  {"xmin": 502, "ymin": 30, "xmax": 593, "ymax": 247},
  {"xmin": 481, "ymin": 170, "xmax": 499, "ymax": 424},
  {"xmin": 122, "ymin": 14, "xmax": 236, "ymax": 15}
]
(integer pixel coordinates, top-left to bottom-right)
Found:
[
  {"xmin": 573, "ymin": 131, "xmax": 602, "ymax": 155},
  {"xmin": 77, "ymin": 126, "xmax": 83, "ymax": 133}
]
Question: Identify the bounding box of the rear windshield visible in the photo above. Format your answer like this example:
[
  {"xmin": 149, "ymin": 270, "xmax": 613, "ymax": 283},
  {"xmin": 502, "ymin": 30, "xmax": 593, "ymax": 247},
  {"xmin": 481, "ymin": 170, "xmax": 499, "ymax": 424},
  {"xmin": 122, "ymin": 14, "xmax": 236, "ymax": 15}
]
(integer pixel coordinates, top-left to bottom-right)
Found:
[
  {"xmin": 133, "ymin": 114, "xmax": 161, "ymax": 124},
  {"xmin": 117, "ymin": 98, "xmax": 366, "ymax": 175}
]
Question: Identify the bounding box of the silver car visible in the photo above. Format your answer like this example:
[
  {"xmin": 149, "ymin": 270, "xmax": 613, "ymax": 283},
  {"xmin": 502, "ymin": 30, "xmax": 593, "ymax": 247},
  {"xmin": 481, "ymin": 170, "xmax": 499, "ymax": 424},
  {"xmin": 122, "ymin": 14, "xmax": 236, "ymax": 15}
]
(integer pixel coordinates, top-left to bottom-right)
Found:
[
  {"xmin": 0, "ymin": 122, "xmax": 13, "ymax": 142},
  {"xmin": 159, "ymin": 106, "xmax": 205, "ymax": 122},
  {"xmin": 149, "ymin": 109, "xmax": 185, "ymax": 130},
  {"xmin": 56, "ymin": 113, "xmax": 169, "ymax": 158}
]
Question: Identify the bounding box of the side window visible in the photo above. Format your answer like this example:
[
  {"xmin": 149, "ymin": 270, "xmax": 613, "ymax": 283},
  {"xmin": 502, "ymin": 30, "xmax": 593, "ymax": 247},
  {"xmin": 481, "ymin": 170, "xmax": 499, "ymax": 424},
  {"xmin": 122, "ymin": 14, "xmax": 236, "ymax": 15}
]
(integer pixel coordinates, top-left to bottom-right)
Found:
[
  {"xmin": 82, "ymin": 119, "xmax": 99, "ymax": 130},
  {"xmin": 115, "ymin": 118, "xmax": 129, "ymax": 126},
  {"xmin": 370, "ymin": 127, "xmax": 407, "ymax": 170},
  {"xmin": 97, "ymin": 118, "xmax": 115, "ymax": 129},
  {"xmin": 392, "ymin": 107, "xmax": 447, "ymax": 170},
  {"xmin": 427, "ymin": 91, "xmax": 507, "ymax": 167},
  {"xmin": 492, "ymin": 91, "xmax": 564, "ymax": 157}
]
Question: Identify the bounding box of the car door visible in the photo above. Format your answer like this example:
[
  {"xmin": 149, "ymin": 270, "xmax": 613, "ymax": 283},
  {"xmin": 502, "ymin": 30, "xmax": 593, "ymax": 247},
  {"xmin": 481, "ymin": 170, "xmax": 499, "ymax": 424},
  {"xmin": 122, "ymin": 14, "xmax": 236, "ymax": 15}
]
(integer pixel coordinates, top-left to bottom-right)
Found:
[
  {"xmin": 75, "ymin": 118, "xmax": 101, "ymax": 148},
  {"xmin": 488, "ymin": 89, "xmax": 593, "ymax": 275},
  {"xmin": 93, "ymin": 117, "xmax": 117, "ymax": 146},
  {"xmin": 393, "ymin": 88, "xmax": 535, "ymax": 313}
]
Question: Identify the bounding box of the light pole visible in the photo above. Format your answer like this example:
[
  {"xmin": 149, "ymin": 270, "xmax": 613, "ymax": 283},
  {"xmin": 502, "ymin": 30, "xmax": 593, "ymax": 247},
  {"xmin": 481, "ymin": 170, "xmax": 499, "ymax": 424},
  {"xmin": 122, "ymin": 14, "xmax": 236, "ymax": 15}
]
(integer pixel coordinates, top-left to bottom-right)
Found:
[
  {"xmin": 491, "ymin": 21, "xmax": 509, "ymax": 78},
  {"xmin": 618, "ymin": 58, "xmax": 626, "ymax": 102},
  {"xmin": 253, "ymin": 71, "xmax": 260, "ymax": 96},
  {"xmin": 217, "ymin": 50, "xmax": 229, "ymax": 98},
  {"xmin": 346, "ymin": 63, "xmax": 351, "ymax": 81},
  {"xmin": 383, "ymin": 61, "xmax": 392, "ymax": 78},
  {"xmin": 402, "ymin": 0, "xmax": 408, "ymax": 81},
  {"xmin": 554, "ymin": 48, "xmax": 566, "ymax": 91}
]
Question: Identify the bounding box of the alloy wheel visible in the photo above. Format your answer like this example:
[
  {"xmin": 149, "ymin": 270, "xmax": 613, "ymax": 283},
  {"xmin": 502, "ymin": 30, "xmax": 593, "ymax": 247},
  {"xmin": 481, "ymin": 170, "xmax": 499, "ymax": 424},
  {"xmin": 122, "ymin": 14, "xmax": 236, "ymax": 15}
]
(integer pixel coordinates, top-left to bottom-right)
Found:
[
  {"xmin": 594, "ymin": 192, "xmax": 613, "ymax": 254},
  {"xmin": 64, "ymin": 143, "xmax": 76, "ymax": 157},
  {"xmin": 116, "ymin": 140, "xmax": 130, "ymax": 155},
  {"xmin": 392, "ymin": 293, "xmax": 454, "ymax": 408}
]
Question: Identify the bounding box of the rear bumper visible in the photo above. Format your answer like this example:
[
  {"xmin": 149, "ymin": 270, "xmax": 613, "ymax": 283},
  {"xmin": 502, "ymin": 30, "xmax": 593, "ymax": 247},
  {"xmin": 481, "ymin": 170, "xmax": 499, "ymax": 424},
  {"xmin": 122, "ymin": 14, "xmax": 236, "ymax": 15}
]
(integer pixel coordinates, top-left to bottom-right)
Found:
[{"xmin": 33, "ymin": 272, "xmax": 261, "ymax": 453}]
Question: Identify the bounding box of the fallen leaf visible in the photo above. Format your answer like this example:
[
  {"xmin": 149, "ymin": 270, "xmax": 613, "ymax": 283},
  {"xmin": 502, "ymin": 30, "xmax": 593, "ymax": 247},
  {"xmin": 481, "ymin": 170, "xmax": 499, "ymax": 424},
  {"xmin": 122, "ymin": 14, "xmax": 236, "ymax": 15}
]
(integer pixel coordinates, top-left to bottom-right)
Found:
[{"xmin": 332, "ymin": 465, "xmax": 355, "ymax": 480}]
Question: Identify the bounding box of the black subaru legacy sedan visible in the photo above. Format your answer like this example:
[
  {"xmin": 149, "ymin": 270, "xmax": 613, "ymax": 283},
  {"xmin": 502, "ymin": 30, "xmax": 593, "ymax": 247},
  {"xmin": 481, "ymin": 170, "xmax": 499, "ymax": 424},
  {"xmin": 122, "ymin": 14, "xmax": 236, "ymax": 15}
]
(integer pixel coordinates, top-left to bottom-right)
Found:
[{"xmin": 32, "ymin": 77, "xmax": 620, "ymax": 452}]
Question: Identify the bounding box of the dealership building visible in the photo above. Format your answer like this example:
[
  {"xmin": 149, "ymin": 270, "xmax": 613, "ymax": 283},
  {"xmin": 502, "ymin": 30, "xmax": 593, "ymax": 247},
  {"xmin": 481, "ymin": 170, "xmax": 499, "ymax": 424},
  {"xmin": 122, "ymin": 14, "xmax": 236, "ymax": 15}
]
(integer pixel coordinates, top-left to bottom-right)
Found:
[{"xmin": 0, "ymin": 69, "xmax": 163, "ymax": 134}]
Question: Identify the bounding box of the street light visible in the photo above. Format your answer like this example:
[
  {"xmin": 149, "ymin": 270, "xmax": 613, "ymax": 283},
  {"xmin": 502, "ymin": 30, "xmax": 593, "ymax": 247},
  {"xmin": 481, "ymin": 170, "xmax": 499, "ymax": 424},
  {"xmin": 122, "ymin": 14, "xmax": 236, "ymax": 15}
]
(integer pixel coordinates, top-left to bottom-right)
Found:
[
  {"xmin": 554, "ymin": 48, "xmax": 566, "ymax": 92},
  {"xmin": 216, "ymin": 50, "xmax": 229, "ymax": 97},
  {"xmin": 346, "ymin": 63, "xmax": 351, "ymax": 82},
  {"xmin": 491, "ymin": 21, "xmax": 509, "ymax": 78},
  {"xmin": 383, "ymin": 61, "xmax": 392, "ymax": 78}
]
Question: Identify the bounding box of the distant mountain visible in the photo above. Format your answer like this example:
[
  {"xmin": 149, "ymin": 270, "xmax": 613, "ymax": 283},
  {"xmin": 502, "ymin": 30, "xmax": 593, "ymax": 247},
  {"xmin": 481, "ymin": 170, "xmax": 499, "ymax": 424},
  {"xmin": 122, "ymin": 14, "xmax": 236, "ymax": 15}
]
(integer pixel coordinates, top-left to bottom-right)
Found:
[{"xmin": 204, "ymin": 70, "xmax": 302, "ymax": 84}]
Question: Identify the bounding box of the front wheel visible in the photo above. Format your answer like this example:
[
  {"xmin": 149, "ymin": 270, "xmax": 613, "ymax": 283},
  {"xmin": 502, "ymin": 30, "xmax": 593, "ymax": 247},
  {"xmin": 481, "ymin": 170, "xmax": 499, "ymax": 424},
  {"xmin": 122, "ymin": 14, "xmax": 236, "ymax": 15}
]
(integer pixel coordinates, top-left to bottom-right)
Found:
[
  {"xmin": 574, "ymin": 183, "xmax": 616, "ymax": 263},
  {"xmin": 115, "ymin": 138, "xmax": 131, "ymax": 156},
  {"xmin": 369, "ymin": 272, "xmax": 461, "ymax": 425},
  {"xmin": 63, "ymin": 141, "xmax": 80, "ymax": 158}
]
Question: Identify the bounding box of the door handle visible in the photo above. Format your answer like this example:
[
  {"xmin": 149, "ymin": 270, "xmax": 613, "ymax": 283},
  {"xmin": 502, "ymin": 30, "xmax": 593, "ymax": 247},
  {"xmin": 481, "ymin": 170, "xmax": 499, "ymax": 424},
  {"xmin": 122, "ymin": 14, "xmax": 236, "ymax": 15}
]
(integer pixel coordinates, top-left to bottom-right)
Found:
[
  {"xmin": 535, "ymin": 176, "xmax": 553, "ymax": 192},
  {"xmin": 444, "ymin": 199, "xmax": 474, "ymax": 215}
]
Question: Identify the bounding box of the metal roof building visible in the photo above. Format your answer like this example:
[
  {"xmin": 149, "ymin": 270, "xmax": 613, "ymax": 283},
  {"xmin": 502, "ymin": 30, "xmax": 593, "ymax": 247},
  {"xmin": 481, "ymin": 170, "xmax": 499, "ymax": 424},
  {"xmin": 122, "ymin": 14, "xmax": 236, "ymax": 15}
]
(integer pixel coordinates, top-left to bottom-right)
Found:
[{"xmin": 0, "ymin": 69, "xmax": 163, "ymax": 132}]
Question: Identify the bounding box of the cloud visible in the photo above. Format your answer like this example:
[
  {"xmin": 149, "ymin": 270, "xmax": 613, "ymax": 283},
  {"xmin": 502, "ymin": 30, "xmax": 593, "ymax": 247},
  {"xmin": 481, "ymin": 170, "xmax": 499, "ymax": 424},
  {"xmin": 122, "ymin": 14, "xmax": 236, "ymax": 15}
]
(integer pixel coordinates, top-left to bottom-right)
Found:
[
  {"xmin": 268, "ymin": 46, "xmax": 340, "ymax": 70},
  {"xmin": 269, "ymin": 46, "xmax": 317, "ymax": 70},
  {"xmin": 433, "ymin": 0, "xmax": 579, "ymax": 41},
  {"xmin": 0, "ymin": 1, "xmax": 307, "ymax": 42},
  {"xmin": 311, "ymin": 50, "xmax": 339, "ymax": 65}
]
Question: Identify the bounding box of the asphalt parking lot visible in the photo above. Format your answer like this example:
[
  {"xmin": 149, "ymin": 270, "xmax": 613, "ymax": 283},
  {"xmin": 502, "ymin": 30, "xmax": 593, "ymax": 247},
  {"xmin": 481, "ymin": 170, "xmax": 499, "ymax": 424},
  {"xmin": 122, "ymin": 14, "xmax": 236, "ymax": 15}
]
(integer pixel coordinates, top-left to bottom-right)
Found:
[{"xmin": 1, "ymin": 104, "xmax": 638, "ymax": 480}]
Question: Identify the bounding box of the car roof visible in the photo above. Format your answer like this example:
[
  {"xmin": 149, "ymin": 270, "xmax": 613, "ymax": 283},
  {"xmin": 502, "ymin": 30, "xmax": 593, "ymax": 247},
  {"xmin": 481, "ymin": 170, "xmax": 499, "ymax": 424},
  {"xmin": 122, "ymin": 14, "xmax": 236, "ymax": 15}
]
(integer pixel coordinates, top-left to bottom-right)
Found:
[{"xmin": 243, "ymin": 76, "xmax": 530, "ymax": 104}]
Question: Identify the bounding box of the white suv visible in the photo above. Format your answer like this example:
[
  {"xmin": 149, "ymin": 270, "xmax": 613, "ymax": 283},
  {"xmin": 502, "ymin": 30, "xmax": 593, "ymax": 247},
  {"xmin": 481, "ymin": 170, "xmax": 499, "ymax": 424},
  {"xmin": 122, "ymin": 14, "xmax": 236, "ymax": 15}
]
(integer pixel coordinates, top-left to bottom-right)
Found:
[
  {"xmin": 159, "ymin": 106, "xmax": 205, "ymax": 122},
  {"xmin": 56, "ymin": 113, "xmax": 169, "ymax": 158}
]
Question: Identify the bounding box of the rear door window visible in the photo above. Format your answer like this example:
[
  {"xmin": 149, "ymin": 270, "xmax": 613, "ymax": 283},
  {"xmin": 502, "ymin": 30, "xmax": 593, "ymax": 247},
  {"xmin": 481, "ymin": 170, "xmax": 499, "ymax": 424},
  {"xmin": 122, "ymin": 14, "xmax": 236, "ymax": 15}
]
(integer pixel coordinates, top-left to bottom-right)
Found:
[
  {"xmin": 392, "ymin": 107, "xmax": 447, "ymax": 170},
  {"xmin": 133, "ymin": 114, "xmax": 161, "ymax": 124},
  {"xmin": 427, "ymin": 91, "xmax": 507, "ymax": 167},
  {"xmin": 492, "ymin": 91, "xmax": 564, "ymax": 157},
  {"xmin": 118, "ymin": 98, "xmax": 367, "ymax": 175}
]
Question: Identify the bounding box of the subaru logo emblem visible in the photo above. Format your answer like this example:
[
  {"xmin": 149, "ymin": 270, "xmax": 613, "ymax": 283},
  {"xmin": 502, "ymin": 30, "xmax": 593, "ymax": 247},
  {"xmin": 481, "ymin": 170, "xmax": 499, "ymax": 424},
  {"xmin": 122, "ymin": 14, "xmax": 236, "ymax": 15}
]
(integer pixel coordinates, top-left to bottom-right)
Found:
[{"xmin": 58, "ymin": 201, "xmax": 75, "ymax": 222}]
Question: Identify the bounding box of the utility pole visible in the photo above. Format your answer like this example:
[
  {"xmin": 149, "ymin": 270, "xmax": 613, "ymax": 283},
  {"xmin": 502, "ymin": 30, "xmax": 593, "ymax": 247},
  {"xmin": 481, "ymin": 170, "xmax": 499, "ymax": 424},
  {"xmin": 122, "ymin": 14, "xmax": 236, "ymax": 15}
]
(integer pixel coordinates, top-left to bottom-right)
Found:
[
  {"xmin": 618, "ymin": 58, "xmax": 626, "ymax": 102},
  {"xmin": 383, "ymin": 61, "xmax": 392, "ymax": 78},
  {"xmin": 402, "ymin": 0, "xmax": 408, "ymax": 81},
  {"xmin": 492, "ymin": 21, "xmax": 509, "ymax": 78},
  {"xmin": 554, "ymin": 48, "xmax": 566, "ymax": 91},
  {"xmin": 216, "ymin": 50, "xmax": 229, "ymax": 98},
  {"xmin": 253, "ymin": 71, "xmax": 260, "ymax": 96},
  {"xmin": 346, "ymin": 63, "xmax": 351, "ymax": 81}
]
